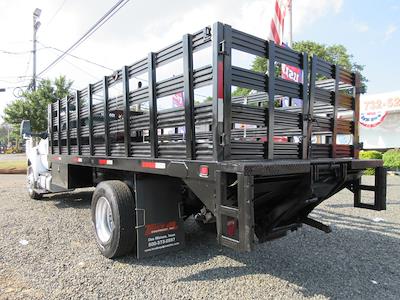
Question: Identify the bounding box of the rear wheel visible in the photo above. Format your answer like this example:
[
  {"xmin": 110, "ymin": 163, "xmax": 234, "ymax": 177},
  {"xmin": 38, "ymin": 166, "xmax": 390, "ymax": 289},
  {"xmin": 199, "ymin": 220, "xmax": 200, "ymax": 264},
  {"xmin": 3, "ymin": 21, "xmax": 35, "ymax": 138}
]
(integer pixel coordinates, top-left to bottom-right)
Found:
[
  {"xmin": 91, "ymin": 180, "xmax": 136, "ymax": 258},
  {"xmin": 27, "ymin": 166, "xmax": 43, "ymax": 200}
]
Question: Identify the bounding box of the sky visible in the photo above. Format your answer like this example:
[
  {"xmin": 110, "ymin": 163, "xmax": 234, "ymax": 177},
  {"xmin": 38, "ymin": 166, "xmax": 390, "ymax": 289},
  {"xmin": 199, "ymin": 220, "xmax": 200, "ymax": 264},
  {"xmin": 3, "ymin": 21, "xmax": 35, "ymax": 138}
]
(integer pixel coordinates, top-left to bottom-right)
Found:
[{"xmin": 0, "ymin": 0, "xmax": 399, "ymax": 120}]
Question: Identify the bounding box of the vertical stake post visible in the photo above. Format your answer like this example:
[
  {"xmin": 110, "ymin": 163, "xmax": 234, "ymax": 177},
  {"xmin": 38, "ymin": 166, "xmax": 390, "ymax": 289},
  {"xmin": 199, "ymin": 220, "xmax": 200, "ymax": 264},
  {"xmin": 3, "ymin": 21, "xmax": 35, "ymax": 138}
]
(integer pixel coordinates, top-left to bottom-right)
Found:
[
  {"xmin": 182, "ymin": 34, "xmax": 195, "ymax": 160},
  {"xmin": 148, "ymin": 53, "xmax": 158, "ymax": 158}
]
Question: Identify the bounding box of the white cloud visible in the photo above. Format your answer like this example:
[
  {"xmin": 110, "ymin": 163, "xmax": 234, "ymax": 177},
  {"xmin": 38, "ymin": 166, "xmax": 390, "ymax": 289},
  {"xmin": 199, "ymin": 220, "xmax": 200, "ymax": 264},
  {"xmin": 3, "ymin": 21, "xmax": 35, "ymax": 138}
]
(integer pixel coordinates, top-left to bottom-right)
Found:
[
  {"xmin": 0, "ymin": 0, "xmax": 344, "ymax": 117},
  {"xmin": 384, "ymin": 24, "xmax": 397, "ymax": 41},
  {"xmin": 290, "ymin": 0, "xmax": 343, "ymax": 35},
  {"xmin": 355, "ymin": 22, "xmax": 369, "ymax": 33}
]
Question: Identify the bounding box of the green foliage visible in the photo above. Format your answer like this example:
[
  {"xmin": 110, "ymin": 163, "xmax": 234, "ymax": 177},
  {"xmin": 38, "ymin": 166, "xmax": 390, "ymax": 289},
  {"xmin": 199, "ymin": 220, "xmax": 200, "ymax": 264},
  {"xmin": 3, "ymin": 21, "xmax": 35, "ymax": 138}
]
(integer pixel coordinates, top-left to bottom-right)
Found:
[
  {"xmin": 194, "ymin": 96, "xmax": 212, "ymax": 105},
  {"xmin": 293, "ymin": 41, "xmax": 368, "ymax": 91},
  {"xmin": 359, "ymin": 150, "xmax": 383, "ymax": 160},
  {"xmin": 3, "ymin": 76, "xmax": 72, "ymax": 133},
  {"xmin": 233, "ymin": 41, "xmax": 368, "ymax": 95},
  {"xmin": 0, "ymin": 124, "xmax": 10, "ymax": 145},
  {"xmin": 232, "ymin": 87, "xmax": 251, "ymax": 97},
  {"xmin": 383, "ymin": 149, "xmax": 400, "ymax": 169},
  {"xmin": 362, "ymin": 168, "xmax": 375, "ymax": 176},
  {"xmin": 359, "ymin": 150, "xmax": 383, "ymax": 175}
]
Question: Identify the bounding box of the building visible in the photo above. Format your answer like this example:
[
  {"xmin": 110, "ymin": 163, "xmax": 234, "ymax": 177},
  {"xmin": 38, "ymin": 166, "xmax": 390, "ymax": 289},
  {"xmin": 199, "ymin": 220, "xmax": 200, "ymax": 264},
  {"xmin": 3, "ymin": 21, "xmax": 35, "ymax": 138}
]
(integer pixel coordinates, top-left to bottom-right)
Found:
[{"xmin": 359, "ymin": 91, "xmax": 400, "ymax": 150}]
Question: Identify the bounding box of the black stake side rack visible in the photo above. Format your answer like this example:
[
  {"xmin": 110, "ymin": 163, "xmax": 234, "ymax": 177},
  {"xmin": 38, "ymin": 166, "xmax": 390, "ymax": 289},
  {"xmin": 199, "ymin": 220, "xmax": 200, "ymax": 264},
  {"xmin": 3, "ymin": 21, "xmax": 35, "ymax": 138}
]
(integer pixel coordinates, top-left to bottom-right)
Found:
[{"xmin": 48, "ymin": 22, "xmax": 362, "ymax": 163}]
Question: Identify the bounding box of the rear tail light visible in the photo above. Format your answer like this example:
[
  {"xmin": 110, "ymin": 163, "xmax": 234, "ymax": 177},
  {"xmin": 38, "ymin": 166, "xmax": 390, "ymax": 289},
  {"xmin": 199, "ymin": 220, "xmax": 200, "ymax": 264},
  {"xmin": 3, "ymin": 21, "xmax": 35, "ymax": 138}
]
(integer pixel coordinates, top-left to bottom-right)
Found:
[
  {"xmin": 226, "ymin": 218, "xmax": 237, "ymax": 237},
  {"xmin": 199, "ymin": 165, "xmax": 209, "ymax": 178}
]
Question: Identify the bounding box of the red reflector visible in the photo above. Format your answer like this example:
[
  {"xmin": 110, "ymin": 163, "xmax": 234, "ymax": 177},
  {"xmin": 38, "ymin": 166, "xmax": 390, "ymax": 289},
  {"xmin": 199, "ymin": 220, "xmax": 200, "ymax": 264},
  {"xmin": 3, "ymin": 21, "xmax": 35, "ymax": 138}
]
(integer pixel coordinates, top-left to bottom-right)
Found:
[
  {"xmin": 98, "ymin": 159, "xmax": 113, "ymax": 165},
  {"xmin": 199, "ymin": 165, "xmax": 209, "ymax": 177},
  {"xmin": 226, "ymin": 219, "xmax": 236, "ymax": 237},
  {"xmin": 141, "ymin": 161, "xmax": 166, "ymax": 169},
  {"xmin": 142, "ymin": 161, "xmax": 156, "ymax": 168}
]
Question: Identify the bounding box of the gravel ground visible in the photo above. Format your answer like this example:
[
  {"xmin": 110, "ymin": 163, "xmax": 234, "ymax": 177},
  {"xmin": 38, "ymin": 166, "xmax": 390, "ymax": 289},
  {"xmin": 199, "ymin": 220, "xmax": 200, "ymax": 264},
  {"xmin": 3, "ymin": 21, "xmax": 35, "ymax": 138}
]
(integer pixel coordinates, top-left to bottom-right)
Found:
[{"xmin": 0, "ymin": 174, "xmax": 399, "ymax": 299}]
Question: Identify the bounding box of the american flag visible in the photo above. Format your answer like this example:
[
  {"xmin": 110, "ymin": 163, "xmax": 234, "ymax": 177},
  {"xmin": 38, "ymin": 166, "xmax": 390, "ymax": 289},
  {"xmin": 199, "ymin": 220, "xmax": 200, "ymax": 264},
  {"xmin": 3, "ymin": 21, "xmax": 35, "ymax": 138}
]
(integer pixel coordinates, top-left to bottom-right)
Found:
[
  {"xmin": 269, "ymin": 0, "xmax": 303, "ymax": 84},
  {"xmin": 269, "ymin": 0, "xmax": 292, "ymax": 45}
]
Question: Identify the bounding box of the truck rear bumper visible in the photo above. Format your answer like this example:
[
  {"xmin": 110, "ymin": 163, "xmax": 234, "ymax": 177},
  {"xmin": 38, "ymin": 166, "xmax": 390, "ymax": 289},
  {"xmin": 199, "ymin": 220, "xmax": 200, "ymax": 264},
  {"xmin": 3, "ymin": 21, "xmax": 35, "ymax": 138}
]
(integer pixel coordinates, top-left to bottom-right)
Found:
[
  {"xmin": 219, "ymin": 158, "xmax": 383, "ymax": 176},
  {"xmin": 213, "ymin": 159, "xmax": 386, "ymax": 252}
]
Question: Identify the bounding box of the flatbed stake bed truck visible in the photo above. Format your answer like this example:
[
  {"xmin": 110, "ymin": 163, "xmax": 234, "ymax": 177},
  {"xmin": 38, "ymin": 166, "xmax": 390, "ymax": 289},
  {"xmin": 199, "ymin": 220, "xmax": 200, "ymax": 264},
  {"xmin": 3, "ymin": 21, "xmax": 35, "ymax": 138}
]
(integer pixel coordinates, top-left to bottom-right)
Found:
[{"xmin": 22, "ymin": 22, "xmax": 387, "ymax": 259}]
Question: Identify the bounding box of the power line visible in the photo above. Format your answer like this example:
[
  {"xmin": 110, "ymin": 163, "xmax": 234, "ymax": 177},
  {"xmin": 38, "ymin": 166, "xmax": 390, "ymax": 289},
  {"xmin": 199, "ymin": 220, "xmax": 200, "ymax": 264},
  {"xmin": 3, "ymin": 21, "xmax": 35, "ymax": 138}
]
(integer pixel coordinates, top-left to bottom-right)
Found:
[
  {"xmin": 0, "ymin": 49, "xmax": 32, "ymax": 55},
  {"xmin": 61, "ymin": 58, "xmax": 121, "ymax": 93},
  {"xmin": 37, "ymin": 41, "xmax": 114, "ymax": 71},
  {"xmin": 0, "ymin": 47, "xmax": 51, "ymax": 55},
  {"xmin": 37, "ymin": 42, "xmax": 149, "ymax": 85},
  {"xmin": 38, "ymin": 0, "xmax": 130, "ymax": 77},
  {"xmin": 0, "ymin": 78, "xmax": 31, "ymax": 84},
  {"xmin": 63, "ymin": 58, "xmax": 100, "ymax": 80},
  {"xmin": 44, "ymin": 0, "xmax": 68, "ymax": 29},
  {"xmin": 69, "ymin": 0, "xmax": 130, "ymax": 52},
  {"xmin": 0, "ymin": 76, "xmax": 31, "ymax": 79},
  {"xmin": 23, "ymin": 55, "xmax": 32, "ymax": 79}
]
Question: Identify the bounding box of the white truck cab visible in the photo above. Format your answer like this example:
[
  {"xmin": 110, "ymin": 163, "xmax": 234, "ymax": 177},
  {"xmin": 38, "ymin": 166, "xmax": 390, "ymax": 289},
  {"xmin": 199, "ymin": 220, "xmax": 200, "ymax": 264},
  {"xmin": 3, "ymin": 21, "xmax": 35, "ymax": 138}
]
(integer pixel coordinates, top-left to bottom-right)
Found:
[{"xmin": 21, "ymin": 120, "xmax": 51, "ymax": 199}]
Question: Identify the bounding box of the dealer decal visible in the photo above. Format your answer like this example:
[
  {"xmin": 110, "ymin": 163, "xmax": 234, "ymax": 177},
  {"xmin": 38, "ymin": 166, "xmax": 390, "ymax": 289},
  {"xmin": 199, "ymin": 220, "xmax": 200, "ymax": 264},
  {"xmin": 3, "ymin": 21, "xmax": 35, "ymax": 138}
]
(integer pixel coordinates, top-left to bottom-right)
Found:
[
  {"xmin": 360, "ymin": 111, "xmax": 387, "ymax": 128},
  {"xmin": 144, "ymin": 221, "xmax": 178, "ymax": 236}
]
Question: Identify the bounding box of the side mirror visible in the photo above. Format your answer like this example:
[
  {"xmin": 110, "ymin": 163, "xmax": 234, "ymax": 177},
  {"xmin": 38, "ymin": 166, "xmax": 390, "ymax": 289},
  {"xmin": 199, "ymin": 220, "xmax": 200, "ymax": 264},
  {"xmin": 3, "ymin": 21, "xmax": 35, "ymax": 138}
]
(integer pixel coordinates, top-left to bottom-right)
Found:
[{"xmin": 20, "ymin": 120, "xmax": 32, "ymax": 139}]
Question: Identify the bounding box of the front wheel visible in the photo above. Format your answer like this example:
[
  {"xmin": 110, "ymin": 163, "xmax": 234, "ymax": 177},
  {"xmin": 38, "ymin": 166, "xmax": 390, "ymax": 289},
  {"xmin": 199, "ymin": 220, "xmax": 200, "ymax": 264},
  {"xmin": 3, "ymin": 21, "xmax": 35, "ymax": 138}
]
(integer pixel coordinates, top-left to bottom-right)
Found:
[
  {"xmin": 91, "ymin": 180, "xmax": 136, "ymax": 258},
  {"xmin": 27, "ymin": 166, "xmax": 42, "ymax": 200}
]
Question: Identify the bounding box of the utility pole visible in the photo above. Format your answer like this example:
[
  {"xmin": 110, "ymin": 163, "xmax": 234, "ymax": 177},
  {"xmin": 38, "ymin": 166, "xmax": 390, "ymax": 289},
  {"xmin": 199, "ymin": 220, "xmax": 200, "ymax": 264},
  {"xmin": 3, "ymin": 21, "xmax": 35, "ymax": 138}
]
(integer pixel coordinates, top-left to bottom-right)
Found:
[
  {"xmin": 33, "ymin": 8, "xmax": 41, "ymax": 91},
  {"xmin": 288, "ymin": 0, "xmax": 293, "ymax": 47}
]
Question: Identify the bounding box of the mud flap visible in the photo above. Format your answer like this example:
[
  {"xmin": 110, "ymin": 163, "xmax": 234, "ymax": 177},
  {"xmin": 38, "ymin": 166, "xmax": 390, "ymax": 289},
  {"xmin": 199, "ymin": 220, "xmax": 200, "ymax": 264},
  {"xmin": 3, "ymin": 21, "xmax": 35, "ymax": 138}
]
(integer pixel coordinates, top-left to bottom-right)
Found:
[{"xmin": 134, "ymin": 173, "xmax": 185, "ymax": 259}]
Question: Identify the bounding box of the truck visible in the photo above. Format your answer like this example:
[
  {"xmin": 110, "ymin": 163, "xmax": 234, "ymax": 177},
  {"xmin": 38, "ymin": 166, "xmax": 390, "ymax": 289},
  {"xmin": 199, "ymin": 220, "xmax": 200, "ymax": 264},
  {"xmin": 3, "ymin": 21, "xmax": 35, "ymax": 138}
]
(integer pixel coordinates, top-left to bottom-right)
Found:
[{"xmin": 21, "ymin": 22, "xmax": 387, "ymax": 259}]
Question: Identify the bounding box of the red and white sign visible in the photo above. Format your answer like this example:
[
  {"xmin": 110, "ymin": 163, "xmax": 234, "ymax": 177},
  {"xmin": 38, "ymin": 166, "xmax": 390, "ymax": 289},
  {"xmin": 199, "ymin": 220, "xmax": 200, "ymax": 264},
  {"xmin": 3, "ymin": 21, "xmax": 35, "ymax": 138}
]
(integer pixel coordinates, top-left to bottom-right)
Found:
[
  {"xmin": 359, "ymin": 91, "xmax": 400, "ymax": 149},
  {"xmin": 281, "ymin": 63, "xmax": 303, "ymax": 83},
  {"xmin": 172, "ymin": 92, "xmax": 184, "ymax": 108},
  {"xmin": 359, "ymin": 111, "xmax": 388, "ymax": 128},
  {"xmin": 360, "ymin": 91, "xmax": 400, "ymax": 128},
  {"xmin": 360, "ymin": 91, "xmax": 400, "ymax": 113}
]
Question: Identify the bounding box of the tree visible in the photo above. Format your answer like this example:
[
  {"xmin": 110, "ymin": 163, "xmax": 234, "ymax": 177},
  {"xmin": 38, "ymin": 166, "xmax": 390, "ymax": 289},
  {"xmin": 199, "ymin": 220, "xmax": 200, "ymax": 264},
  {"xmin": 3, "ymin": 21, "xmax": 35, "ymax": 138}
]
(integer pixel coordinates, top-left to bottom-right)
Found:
[
  {"xmin": 233, "ymin": 41, "xmax": 367, "ymax": 96},
  {"xmin": 0, "ymin": 124, "xmax": 10, "ymax": 146},
  {"xmin": 3, "ymin": 76, "xmax": 73, "ymax": 133}
]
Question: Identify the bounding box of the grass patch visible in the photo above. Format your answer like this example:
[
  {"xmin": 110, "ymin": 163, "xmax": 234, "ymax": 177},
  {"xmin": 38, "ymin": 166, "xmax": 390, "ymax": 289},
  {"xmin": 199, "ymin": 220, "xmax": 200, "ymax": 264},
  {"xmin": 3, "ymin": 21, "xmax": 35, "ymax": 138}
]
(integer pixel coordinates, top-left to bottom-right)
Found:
[{"xmin": 0, "ymin": 160, "xmax": 27, "ymax": 174}]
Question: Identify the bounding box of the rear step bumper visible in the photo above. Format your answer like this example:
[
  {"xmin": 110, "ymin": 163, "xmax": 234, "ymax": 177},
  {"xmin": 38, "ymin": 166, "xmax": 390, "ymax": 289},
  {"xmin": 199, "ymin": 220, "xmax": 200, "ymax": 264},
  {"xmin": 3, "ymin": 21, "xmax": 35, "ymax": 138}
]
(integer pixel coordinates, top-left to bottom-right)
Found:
[
  {"xmin": 215, "ymin": 158, "xmax": 386, "ymax": 252},
  {"xmin": 220, "ymin": 158, "xmax": 383, "ymax": 176}
]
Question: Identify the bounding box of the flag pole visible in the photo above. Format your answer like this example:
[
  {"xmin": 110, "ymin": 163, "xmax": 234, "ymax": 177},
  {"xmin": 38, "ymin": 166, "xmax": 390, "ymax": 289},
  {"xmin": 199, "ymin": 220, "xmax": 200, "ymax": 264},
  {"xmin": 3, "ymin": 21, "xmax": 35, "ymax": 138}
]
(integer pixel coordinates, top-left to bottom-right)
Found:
[{"xmin": 288, "ymin": 0, "xmax": 293, "ymax": 47}]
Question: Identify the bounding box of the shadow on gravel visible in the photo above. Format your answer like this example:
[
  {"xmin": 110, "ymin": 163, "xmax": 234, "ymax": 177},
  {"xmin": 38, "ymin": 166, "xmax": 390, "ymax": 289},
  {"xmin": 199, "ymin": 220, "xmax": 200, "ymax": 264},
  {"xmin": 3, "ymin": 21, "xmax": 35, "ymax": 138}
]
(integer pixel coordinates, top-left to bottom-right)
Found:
[
  {"xmin": 328, "ymin": 201, "xmax": 400, "ymax": 208},
  {"xmin": 46, "ymin": 190, "xmax": 93, "ymax": 209},
  {"xmin": 36, "ymin": 186, "xmax": 400, "ymax": 299},
  {"xmin": 327, "ymin": 184, "xmax": 399, "ymax": 209},
  {"xmin": 119, "ymin": 205, "xmax": 400, "ymax": 299}
]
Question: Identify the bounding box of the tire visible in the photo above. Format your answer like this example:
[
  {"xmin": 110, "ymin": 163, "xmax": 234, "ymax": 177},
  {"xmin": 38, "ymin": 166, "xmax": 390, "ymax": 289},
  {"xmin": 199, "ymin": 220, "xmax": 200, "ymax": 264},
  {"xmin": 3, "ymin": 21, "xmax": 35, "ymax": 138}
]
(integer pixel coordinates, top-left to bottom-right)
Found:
[
  {"xmin": 27, "ymin": 166, "xmax": 43, "ymax": 200},
  {"xmin": 91, "ymin": 180, "xmax": 136, "ymax": 258}
]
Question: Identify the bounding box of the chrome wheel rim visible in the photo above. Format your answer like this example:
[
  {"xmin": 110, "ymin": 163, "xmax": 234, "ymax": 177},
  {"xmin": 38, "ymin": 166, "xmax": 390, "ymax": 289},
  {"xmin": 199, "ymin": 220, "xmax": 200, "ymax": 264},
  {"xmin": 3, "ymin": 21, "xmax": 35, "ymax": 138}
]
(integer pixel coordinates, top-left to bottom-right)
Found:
[{"xmin": 95, "ymin": 196, "xmax": 114, "ymax": 243}]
